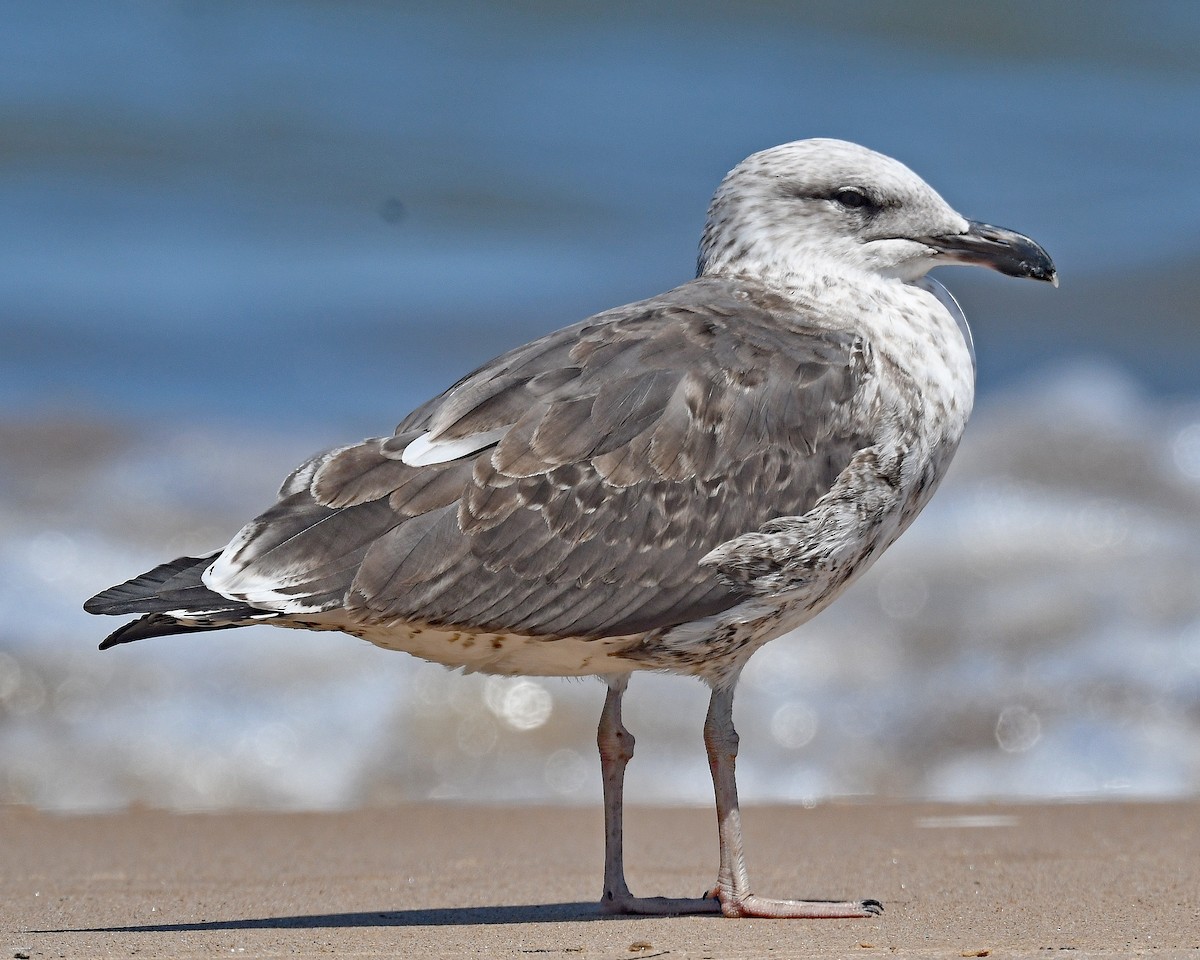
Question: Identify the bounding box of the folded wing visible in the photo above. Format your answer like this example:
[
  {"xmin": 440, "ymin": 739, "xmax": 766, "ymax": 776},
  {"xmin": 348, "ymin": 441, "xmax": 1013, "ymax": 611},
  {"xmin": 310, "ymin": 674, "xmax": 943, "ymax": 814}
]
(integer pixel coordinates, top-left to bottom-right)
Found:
[{"xmin": 204, "ymin": 277, "xmax": 874, "ymax": 639}]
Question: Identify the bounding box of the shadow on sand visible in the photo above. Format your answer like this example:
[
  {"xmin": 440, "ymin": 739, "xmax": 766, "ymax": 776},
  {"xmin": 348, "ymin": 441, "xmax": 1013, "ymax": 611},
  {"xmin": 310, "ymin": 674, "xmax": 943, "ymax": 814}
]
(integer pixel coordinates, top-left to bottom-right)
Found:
[{"xmin": 38, "ymin": 901, "xmax": 667, "ymax": 932}]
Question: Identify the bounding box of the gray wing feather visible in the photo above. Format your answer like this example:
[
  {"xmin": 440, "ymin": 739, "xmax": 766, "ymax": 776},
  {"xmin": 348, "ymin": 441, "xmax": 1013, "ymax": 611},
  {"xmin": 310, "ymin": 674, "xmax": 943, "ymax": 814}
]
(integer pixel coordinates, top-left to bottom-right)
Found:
[{"xmin": 209, "ymin": 276, "xmax": 874, "ymax": 638}]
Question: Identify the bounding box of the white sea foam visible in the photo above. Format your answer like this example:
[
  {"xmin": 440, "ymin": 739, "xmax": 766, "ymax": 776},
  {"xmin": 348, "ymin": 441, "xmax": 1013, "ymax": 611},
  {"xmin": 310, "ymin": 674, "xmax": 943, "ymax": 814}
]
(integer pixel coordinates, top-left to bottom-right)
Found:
[{"xmin": 5, "ymin": 363, "xmax": 1200, "ymax": 809}]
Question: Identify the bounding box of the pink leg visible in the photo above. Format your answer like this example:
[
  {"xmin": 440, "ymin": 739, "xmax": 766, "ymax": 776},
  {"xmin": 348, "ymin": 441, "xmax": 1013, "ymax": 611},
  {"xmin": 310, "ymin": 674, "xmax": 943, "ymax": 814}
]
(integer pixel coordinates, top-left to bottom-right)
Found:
[
  {"xmin": 704, "ymin": 684, "xmax": 882, "ymax": 918},
  {"xmin": 597, "ymin": 676, "xmax": 634, "ymax": 906},
  {"xmin": 594, "ymin": 676, "xmax": 880, "ymax": 919},
  {"xmin": 597, "ymin": 676, "xmax": 720, "ymax": 915}
]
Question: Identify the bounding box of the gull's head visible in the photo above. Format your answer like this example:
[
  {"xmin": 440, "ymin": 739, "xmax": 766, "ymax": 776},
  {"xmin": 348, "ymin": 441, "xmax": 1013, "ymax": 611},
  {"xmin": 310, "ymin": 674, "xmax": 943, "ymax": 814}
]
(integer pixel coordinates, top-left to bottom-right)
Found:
[{"xmin": 698, "ymin": 138, "xmax": 1056, "ymax": 287}]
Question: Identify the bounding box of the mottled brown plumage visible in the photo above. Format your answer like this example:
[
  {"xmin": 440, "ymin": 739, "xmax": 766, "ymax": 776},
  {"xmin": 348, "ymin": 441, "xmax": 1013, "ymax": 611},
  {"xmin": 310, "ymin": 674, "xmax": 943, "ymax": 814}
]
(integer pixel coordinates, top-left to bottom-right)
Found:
[{"xmin": 186, "ymin": 278, "xmax": 868, "ymax": 642}]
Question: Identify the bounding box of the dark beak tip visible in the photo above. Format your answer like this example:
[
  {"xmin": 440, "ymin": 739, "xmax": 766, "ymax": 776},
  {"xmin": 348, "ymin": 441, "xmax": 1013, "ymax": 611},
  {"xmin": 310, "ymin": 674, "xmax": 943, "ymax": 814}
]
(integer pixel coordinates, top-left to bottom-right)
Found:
[
  {"xmin": 931, "ymin": 220, "xmax": 1057, "ymax": 287},
  {"xmin": 1023, "ymin": 252, "xmax": 1058, "ymax": 287},
  {"xmin": 1017, "ymin": 258, "xmax": 1058, "ymax": 287}
]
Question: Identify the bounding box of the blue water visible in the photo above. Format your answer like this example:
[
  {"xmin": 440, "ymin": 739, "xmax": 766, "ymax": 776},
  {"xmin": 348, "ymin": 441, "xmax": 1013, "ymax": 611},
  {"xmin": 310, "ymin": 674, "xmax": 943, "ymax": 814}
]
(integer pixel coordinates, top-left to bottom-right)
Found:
[{"xmin": 3, "ymin": 1, "xmax": 1200, "ymax": 810}]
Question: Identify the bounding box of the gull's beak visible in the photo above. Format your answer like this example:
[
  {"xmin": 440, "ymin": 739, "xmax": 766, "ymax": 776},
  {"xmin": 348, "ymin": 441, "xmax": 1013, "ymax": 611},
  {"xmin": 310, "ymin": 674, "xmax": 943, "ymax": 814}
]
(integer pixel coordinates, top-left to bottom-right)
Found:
[{"xmin": 922, "ymin": 220, "xmax": 1058, "ymax": 287}]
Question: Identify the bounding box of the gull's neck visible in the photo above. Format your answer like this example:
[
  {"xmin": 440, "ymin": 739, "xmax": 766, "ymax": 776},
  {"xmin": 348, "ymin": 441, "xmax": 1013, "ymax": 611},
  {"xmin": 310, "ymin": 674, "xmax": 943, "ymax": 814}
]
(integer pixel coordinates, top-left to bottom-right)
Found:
[{"xmin": 701, "ymin": 256, "xmax": 911, "ymax": 301}]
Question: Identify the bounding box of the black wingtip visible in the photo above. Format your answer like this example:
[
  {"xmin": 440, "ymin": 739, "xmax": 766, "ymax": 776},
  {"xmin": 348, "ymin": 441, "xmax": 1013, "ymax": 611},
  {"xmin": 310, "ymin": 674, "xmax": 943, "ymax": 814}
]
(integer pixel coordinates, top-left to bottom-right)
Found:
[
  {"xmin": 84, "ymin": 553, "xmax": 224, "ymax": 616},
  {"xmin": 83, "ymin": 594, "xmax": 112, "ymax": 616},
  {"xmin": 97, "ymin": 613, "xmax": 246, "ymax": 650},
  {"xmin": 98, "ymin": 618, "xmax": 144, "ymax": 650},
  {"xmin": 97, "ymin": 628, "xmax": 131, "ymax": 651},
  {"xmin": 96, "ymin": 614, "xmax": 173, "ymax": 650}
]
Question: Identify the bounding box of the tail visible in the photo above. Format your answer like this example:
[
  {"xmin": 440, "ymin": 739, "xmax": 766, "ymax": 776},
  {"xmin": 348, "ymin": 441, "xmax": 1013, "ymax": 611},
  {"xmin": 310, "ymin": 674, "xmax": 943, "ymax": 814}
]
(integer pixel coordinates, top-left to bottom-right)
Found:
[{"xmin": 85, "ymin": 553, "xmax": 267, "ymax": 650}]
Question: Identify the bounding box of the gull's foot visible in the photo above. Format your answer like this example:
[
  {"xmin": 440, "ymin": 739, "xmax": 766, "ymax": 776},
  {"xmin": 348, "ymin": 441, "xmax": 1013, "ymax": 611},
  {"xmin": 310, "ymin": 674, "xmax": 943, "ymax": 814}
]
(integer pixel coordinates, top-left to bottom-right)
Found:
[
  {"xmin": 716, "ymin": 894, "xmax": 883, "ymax": 919},
  {"xmin": 600, "ymin": 894, "xmax": 723, "ymax": 916},
  {"xmin": 601, "ymin": 892, "xmax": 881, "ymax": 918}
]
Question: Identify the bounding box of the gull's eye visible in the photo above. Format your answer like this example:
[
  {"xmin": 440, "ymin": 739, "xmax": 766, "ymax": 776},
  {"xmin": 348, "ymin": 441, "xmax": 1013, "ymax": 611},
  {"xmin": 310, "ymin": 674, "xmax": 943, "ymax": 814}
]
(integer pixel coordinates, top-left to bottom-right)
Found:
[{"xmin": 832, "ymin": 188, "xmax": 872, "ymax": 210}]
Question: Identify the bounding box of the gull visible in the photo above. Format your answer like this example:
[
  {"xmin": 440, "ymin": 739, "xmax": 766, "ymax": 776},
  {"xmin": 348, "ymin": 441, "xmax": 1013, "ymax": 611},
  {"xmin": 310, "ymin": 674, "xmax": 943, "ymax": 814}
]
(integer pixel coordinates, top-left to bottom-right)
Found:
[{"xmin": 86, "ymin": 138, "xmax": 1056, "ymax": 919}]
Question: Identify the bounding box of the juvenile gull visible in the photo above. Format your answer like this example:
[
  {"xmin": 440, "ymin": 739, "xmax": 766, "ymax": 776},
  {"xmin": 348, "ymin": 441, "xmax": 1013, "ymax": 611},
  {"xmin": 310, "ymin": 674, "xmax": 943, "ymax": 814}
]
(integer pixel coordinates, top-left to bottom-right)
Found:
[{"xmin": 86, "ymin": 139, "xmax": 1056, "ymax": 919}]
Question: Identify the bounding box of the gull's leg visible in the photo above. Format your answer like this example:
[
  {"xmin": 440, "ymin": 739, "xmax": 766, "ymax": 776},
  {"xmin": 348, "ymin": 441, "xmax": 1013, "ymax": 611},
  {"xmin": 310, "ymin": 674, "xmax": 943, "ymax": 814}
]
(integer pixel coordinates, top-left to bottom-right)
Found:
[
  {"xmin": 596, "ymin": 675, "xmax": 719, "ymax": 916},
  {"xmin": 704, "ymin": 682, "xmax": 883, "ymax": 919},
  {"xmin": 592, "ymin": 675, "xmax": 879, "ymax": 918},
  {"xmin": 597, "ymin": 675, "xmax": 634, "ymax": 907}
]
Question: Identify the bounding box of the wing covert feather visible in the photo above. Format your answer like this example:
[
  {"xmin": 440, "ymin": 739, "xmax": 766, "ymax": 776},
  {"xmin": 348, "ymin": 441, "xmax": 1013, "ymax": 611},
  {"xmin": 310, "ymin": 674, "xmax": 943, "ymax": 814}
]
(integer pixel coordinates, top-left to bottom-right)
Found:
[{"xmin": 209, "ymin": 277, "xmax": 876, "ymax": 638}]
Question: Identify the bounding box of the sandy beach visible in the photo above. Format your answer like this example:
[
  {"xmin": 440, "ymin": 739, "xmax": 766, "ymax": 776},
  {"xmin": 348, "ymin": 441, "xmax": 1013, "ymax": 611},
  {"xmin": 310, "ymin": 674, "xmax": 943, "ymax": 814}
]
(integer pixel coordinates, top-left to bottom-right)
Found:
[{"xmin": 3, "ymin": 801, "xmax": 1198, "ymax": 958}]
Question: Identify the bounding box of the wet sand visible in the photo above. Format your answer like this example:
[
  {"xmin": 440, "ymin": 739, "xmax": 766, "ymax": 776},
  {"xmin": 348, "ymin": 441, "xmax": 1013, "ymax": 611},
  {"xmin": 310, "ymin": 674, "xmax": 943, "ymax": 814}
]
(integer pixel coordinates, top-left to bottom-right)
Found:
[{"xmin": 3, "ymin": 801, "xmax": 1198, "ymax": 958}]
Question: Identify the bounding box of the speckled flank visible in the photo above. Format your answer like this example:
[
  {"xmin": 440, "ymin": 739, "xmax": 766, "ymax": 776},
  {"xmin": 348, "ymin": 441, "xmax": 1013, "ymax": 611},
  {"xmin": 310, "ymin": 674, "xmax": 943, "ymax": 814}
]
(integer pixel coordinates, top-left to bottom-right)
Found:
[{"xmin": 287, "ymin": 610, "xmax": 647, "ymax": 677}]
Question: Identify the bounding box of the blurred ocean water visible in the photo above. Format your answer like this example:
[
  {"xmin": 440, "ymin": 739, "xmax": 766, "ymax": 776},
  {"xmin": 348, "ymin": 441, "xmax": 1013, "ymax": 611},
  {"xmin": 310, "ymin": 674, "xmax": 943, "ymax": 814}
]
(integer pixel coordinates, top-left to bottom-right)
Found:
[{"xmin": 3, "ymin": 1, "xmax": 1200, "ymax": 809}]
